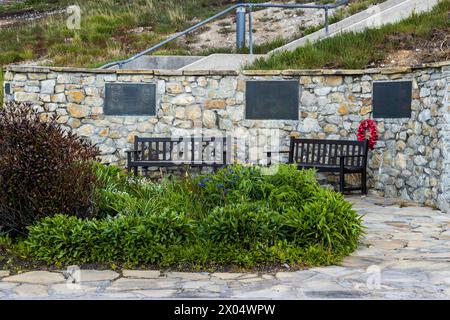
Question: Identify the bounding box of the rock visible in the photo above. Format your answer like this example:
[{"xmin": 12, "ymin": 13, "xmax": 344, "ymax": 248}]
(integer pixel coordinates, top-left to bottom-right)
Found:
[
  {"xmin": 132, "ymin": 289, "xmax": 177, "ymax": 298},
  {"xmin": 67, "ymin": 90, "xmax": 84, "ymax": 103},
  {"xmin": 77, "ymin": 124, "xmax": 95, "ymax": 136},
  {"xmin": 314, "ymin": 87, "xmax": 331, "ymax": 96},
  {"xmin": 204, "ymin": 99, "xmax": 227, "ymax": 109},
  {"xmin": 67, "ymin": 104, "xmax": 89, "ymax": 118},
  {"xmin": 106, "ymin": 278, "xmax": 177, "ymax": 291},
  {"xmin": 172, "ymin": 94, "xmax": 195, "ymax": 106},
  {"xmin": 418, "ymin": 109, "xmax": 431, "ymax": 122},
  {"xmin": 85, "ymin": 96, "xmax": 103, "ymax": 107},
  {"xmin": 14, "ymin": 92, "xmax": 39, "ymax": 102},
  {"xmin": 0, "ymin": 270, "xmax": 10, "ymax": 278},
  {"xmin": 137, "ymin": 122, "xmax": 154, "ymax": 133},
  {"xmin": 75, "ymin": 270, "xmax": 120, "ymax": 282},
  {"xmin": 300, "ymin": 118, "xmax": 320, "ymax": 133},
  {"xmin": 13, "ymin": 284, "xmax": 48, "ymax": 297},
  {"xmin": 413, "ymin": 156, "xmax": 428, "ymax": 166},
  {"xmin": 175, "ymin": 107, "xmax": 186, "ymax": 119},
  {"xmin": 3, "ymin": 271, "xmax": 65, "ymax": 284},
  {"xmin": 50, "ymin": 93, "xmax": 66, "ymax": 103},
  {"xmin": 324, "ymin": 76, "xmax": 343, "ymax": 86},
  {"xmin": 185, "ymin": 105, "xmax": 202, "ymax": 120},
  {"xmin": 41, "ymin": 80, "xmax": 56, "ymax": 94},
  {"xmin": 122, "ymin": 270, "xmax": 161, "ymax": 279},
  {"xmin": 202, "ymin": 110, "xmax": 216, "ymax": 128},
  {"xmin": 337, "ymin": 104, "xmax": 349, "ymax": 115},
  {"xmin": 300, "ymin": 91, "xmax": 316, "ymax": 106},
  {"xmin": 166, "ymin": 83, "xmax": 183, "ymax": 94}
]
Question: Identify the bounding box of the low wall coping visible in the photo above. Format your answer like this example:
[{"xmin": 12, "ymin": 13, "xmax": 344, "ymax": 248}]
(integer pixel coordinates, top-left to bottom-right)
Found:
[{"xmin": 5, "ymin": 60, "xmax": 450, "ymax": 76}]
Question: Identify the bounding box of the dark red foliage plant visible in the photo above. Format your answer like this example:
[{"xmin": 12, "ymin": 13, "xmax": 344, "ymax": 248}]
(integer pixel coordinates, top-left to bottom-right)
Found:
[{"xmin": 0, "ymin": 102, "xmax": 100, "ymax": 234}]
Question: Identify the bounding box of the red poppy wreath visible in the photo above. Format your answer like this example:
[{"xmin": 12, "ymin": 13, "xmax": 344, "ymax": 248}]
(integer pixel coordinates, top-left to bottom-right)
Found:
[{"xmin": 357, "ymin": 119, "xmax": 378, "ymax": 150}]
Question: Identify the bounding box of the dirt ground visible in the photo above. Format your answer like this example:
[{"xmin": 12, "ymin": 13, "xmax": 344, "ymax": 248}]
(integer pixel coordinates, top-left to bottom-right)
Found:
[{"xmin": 380, "ymin": 28, "xmax": 450, "ymax": 67}]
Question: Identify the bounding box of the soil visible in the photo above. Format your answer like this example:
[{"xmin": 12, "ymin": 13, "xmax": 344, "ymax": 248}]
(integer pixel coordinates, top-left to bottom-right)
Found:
[
  {"xmin": 185, "ymin": 1, "xmax": 337, "ymax": 53},
  {"xmin": 377, "ymin": 28, "xmax": 450, "ymax": 67},
  {"xmin": 0, "ymin": 7, "xmax": 65, "ymax": 28},
  {"xmin": 0, "ymin": 247, "xmax": 309, "ymax": 275}
]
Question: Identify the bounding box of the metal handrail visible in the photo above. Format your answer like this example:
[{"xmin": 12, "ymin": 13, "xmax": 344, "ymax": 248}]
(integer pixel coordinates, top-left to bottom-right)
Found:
[{"xmin": 100, "ymin": 0, "xmax": 348, "ymax": 69}]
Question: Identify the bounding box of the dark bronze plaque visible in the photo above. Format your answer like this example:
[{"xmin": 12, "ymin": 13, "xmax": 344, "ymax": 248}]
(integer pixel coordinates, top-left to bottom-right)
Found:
[
  {"xmin": 4, "ymin": 82, "xmax": 11, "ymax": 95},
  {"xmin": 373, "ymin": 81, "xmax": 412, "ymax": 118},
  {"xmin": 105, "ymin": 83, "xmax": 156, "ymax": 116},
  {"xmin": 245, "ymin": 80, "xmax": 299, "ymax": 120}
]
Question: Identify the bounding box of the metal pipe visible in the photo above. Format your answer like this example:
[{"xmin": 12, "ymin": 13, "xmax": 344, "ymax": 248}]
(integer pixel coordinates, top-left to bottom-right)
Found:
[
  {"xmin": 248, "ymin": 5, "xmax": 253, "ymax": 55},
  {"xmin": 100, "ymin": 1, "xmax": 349, "ymax": 69},
  {"xmin": 236, "ymin": 7, "xmax": 246, "ymax": 50}
]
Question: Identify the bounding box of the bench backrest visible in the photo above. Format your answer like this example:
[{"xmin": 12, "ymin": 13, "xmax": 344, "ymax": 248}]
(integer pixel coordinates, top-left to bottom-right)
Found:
[
  {"xmin": 289, "ymin": 138, "xmax": 368, "ymax": 167},
  {"xmin": 133, "ymin": 136, "xmax": 231, "ymax": 165}
]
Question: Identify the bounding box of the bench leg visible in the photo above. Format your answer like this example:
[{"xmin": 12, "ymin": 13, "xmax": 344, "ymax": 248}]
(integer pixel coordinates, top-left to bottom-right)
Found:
[
  {"xmin": 339, "ymin": 171, "xmax": 345, "ymax": 193},
  {"xmin": 361, "ymin": 170, "xmax": 367, "ymax": 195},
  {"xmin": 339, "ymin": 162, "xmax": 345, "ymax": 193}
]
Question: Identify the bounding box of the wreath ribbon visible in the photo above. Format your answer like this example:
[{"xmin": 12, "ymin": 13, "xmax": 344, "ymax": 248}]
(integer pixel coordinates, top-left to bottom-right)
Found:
[{"xmin": 357, "ymin": 119, "xmax": 378, "ymax": 150}]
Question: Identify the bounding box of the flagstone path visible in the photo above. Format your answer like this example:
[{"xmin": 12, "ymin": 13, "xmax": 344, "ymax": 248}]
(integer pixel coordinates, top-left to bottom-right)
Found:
[{"xmin": 1, "ymin": 195, "xmax": 449, "ymax": 300}]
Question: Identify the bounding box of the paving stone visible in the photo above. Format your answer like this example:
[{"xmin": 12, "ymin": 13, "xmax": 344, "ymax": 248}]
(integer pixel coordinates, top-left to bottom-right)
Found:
[
  {"xmin": 13, "ymin": 284, "xmax": 48, "ymax": 297},
  {"xmin": 3, "ymin": 271, "xmax": 65, "ymax": 284},
  {"xmin": 122, "ymin": 270, "xmax": 161, "ymax": 279},
  {"xmin": 212, "ymin": 273, "xmax": 244, "ymax": 280},
  {"xmin": 132, "ymin": 289, "xmax": 177, "ymax": 298},
  {"xmin": 1, "ymin": 195, "xmax": 449, "ymax": 299},
  {"xmin": 232, "ymin": 285, "xmax": 297, "ymax": 299},
  {"xmin": 74, "ymin": 270, "xmax": 120, "ymax": 282},
  {"xmin": 51, "ymin": 283, "xmax": 99, "ymax": 295},
  {"xmin": 106, "ymin": 278, "xmax": 178, "ymax": 291},
  {"xmin": 165, "ymin": 272, "xmax": 210, "ymax": 280}
]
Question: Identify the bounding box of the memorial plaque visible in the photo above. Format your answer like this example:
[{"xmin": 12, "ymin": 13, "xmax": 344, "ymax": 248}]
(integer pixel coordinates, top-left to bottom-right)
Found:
[
  {"xmin": 105, "ymin": 83, "xmax": 156, "ymax": 116},
  {"xmin": 373, "ymin": 81, "xmax": 412, "ymax": 118},
  {"xmin": 4, "ymin": 82, "xmax": 11, "ymax": 95},
  {"xmin": 245, "ymin": 80, "xmax": 299, "ymax": 120}
]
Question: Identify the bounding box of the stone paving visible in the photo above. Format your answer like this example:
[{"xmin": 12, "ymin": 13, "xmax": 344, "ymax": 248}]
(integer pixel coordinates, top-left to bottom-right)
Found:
[{"xmin": 1, "ymin": 195, "xmax": 449, "ymax": 300}]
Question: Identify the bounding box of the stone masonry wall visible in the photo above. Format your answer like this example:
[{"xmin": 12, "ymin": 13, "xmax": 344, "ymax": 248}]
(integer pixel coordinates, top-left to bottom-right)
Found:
[{"xmin": 3, "ymin": 63, "xmax": 449, "ymax": 212}]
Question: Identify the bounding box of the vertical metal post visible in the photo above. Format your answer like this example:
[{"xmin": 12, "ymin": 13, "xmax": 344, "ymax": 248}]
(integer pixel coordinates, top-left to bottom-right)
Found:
[
  {"xmin": 324, "ymin": 7, "xmax": 329, "ymax": 35},
  {"xmin": 236, "ymin": 7, "xmax": 246, "ymax": 50},
  {"xmin": 248, "ymin": 4, "xmax": 253, "ymax": 55}
]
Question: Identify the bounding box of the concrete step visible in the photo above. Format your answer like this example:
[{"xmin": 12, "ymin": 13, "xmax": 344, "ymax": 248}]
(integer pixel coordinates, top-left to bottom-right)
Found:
[
  {"xmin": 271, "ymin": 0, "xmax": 440, "ymax": 54},
  {"xmin": 179, "ymin": 53, "xmax": 264, "ymax": 71}
]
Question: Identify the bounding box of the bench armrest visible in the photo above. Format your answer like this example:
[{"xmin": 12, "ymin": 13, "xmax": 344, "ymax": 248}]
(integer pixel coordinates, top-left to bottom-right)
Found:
[
  {"xmin": 267, "ymin": 150, "xmax": 291, "ymax": 166},
  {"xmin": 339, "ymin": 155, "xmax": 365, "ymax": 158}
]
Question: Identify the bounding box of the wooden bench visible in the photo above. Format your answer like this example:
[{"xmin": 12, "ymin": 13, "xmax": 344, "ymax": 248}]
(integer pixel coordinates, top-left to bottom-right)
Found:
[
  {"xmin": 126, "ymin": 136, "xmax": 231, "ymax": 176},
  {"xmin": 267, "ymin": 137, "xmax": 369, "ymax": 194}
]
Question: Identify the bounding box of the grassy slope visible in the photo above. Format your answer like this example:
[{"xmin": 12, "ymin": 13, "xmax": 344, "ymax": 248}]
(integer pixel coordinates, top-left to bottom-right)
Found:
[
  {"xmin": 0, "ymin": 0, "xmax": 385, "ymax": 68},
  {"xmin": 247, "ymin": 0, "xmax": 450, "ymax": 69},
  {"xmin": 0, "ymin": 0, "xmax": 276, "ymax": 68}
]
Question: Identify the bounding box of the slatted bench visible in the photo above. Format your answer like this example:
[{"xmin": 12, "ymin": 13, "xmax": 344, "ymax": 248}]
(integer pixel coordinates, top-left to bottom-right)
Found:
[
  {"xmin": 126, "ymin": 136, "xmax": 231, "ymax": 176},
  {"xmin": 267, "ymin": 137, "xmax": 369, "ymax": 194}
]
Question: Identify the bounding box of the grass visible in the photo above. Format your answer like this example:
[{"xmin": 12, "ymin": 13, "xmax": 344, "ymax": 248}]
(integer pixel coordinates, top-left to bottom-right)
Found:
[
  {"xmin": 0, "ymin": 0, "xmax": 267, "ymax": 68},
  {"xmin": 0, "ymin": 68, "xmax": 3, "ymax": 106},
  {"xmin": 0, "ymin": 0, "xmax": 387, "ymax": 68},
  {"xmin": 247, "ymin": 0, "xmax": 450, "ymax": 69}
]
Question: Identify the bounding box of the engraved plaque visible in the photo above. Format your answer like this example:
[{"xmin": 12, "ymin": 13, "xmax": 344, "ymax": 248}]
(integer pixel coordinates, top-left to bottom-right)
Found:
[
  {"xmin": 245, "ymin": 80, "xmax": 299, "ymax": 120},
  {"xmin": 373, "ymin": 81, "xmax": 412, "ymax": 118},
  {"xmin": 105, "ymin": 83, "xmax": 156, "ymax": 115},
  {"xmin": 4, "ymin": 83, "xmax": 11, "ymax": 95}
]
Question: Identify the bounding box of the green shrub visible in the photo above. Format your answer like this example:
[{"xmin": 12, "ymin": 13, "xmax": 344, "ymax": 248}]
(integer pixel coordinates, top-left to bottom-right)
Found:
[
  {"xmin": 24, "ymin": 163, "xmax": 365, "ymax": 268},
  {"xmin": 199, "ymin": 203, "xmax": 284, "ymax": 247},
  {"xmin": 0, "ymin": 102, "xmax": 100, "ymax": 234}
]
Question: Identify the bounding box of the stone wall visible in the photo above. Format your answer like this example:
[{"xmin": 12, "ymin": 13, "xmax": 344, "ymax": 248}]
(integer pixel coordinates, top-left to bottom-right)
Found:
[{"xmin": 3, "ymin": 62, "xmax": 449, "ymax": 212}]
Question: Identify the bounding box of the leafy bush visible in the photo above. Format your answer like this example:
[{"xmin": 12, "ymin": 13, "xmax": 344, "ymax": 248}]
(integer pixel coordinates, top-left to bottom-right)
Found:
[
  {"xmin": 24, "ymin": 163, "xmax": 364, "ymax": 268},
  {"xmin": 0, "ymin": 102, "xmax": 100, "ymax": 234}
]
